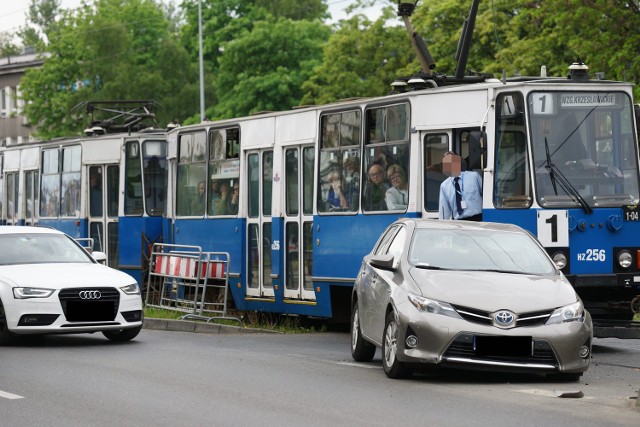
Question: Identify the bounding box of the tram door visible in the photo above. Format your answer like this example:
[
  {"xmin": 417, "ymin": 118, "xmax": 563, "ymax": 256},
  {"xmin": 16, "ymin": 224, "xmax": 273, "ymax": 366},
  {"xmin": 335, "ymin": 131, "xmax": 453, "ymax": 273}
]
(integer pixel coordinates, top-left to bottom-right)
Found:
[
  {"xmin": 88, "ymin": 164, "xmax": 119, "ymax": 267},
  {"xmin": 283, "ymin": 146, "xmax": 315, "ymax": 300},
  {"xmin": 246, "ymin": 150, "xmax": 274, "ymax": 298}
]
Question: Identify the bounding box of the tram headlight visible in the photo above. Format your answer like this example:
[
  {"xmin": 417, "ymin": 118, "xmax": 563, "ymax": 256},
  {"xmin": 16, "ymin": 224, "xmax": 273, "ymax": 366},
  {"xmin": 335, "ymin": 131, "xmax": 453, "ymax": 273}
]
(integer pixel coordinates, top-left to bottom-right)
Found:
[
  {"xmin": 617, "ymin": 250, "xmax": 632, "ymax": 269},
  {"xmin": 552, "ymin": 252, "xmax": 567, "ymax": 270}
]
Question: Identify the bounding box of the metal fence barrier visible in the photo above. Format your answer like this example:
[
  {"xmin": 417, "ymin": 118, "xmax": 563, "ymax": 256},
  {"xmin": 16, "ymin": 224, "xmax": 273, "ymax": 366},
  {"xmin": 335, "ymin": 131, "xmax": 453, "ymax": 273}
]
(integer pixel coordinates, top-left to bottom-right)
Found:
[{"xmin": 144, "ymin": 243, "xmax": 241, "ymax": 325}]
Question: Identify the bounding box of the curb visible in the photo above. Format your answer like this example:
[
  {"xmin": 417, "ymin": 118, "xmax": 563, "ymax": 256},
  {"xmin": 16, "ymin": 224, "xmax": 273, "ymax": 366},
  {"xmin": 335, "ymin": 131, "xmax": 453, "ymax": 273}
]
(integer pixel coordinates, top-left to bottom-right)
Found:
[{"xmin": 143, "ymin": 318, "xmax": 280, "ymax": 335}]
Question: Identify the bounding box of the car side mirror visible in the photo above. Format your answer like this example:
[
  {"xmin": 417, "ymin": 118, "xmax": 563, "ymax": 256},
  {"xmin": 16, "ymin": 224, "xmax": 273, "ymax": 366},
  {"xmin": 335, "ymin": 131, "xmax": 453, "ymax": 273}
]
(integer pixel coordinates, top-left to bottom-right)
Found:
[
  {"xmin": 368, "ymin": 254, "xmax": 395, "ymax": 271},
  {"xmin": 92, "ymin": 251, "xmax": 107, "ymax": 265}
]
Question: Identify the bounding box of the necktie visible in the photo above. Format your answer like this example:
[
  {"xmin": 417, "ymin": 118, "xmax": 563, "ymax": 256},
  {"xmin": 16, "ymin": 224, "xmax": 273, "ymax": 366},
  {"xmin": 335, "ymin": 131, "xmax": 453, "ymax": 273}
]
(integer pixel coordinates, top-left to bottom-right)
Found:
[{"xmin": 454, "ymin": 177, "xmax": 463, "ymax": 215}]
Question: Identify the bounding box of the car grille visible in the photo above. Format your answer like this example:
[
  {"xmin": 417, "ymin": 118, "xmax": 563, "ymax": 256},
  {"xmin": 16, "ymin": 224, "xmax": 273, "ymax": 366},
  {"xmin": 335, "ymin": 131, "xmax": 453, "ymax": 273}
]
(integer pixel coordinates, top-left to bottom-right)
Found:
[
  {"xmin": 443, "ymin": 333, "xmax": 558, "ymax": 367},
  {"xmin": 58, "ymin": 288, "xmax": 120, "ymax": 322},
  {"xmin": 452, "ymin": 305, "xmax": 553, "ymax": 328}
]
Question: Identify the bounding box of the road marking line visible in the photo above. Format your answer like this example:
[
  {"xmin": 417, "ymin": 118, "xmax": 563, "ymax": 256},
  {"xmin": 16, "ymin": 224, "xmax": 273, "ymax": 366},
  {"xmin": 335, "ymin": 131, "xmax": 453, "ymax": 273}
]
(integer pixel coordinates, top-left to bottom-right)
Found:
[{"xmin": 0, "ymin": 390, "xmax": 24, "ymax": 400}]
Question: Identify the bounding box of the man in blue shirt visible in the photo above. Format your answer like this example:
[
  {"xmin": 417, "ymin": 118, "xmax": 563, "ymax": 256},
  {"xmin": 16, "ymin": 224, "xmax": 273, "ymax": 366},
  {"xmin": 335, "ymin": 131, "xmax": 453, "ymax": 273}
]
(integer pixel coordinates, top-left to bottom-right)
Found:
[{"xmin": 438, "ymin": 152, "xmax": 483, "ymax": 220}]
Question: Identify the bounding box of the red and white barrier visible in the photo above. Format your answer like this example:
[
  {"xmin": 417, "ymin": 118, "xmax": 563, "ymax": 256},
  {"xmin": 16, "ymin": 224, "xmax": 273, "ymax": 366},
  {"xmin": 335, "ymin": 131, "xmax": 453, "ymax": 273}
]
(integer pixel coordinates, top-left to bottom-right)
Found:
[{"xmin": 154, "ymin": 254, "xmax": 226, "ymax": 279}]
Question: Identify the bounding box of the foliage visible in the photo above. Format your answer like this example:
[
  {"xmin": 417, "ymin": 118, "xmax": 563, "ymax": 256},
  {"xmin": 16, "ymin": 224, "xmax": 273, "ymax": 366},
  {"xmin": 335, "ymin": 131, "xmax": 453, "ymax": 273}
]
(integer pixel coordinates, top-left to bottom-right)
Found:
[
  {"xmin": 17, "ymin": 0, "xmax": 61, "ymax": 52},
  {"xmin": 210, "ymin": 18, "xmax": 330, "ymax": 119},
  {"xmin": 300, "ymin": 9, "xmax": 411, "ymax": 105},
  {"xmin": 178, "ymin": 0, "xmax": 329, "ymax": 123},
  {"xmin": 0, "ymin": 33, "xmax": 21, "ymax": 57},
  {"xmin": 19, "ymin": 0, "xmax": 198, "ymax": 138},
  {"xmin": 143, "ymin": 307, "xmax": 323, "ymax": 332},
  {"xmin": 412, "ymin": 0, "xmax": 640, "ymax": 99}
]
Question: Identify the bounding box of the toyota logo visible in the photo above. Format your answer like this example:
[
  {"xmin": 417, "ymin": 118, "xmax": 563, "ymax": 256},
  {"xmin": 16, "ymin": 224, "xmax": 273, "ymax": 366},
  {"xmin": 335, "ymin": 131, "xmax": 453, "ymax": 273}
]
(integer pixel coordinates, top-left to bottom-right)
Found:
[
  {"xmin": 79, "ymin": 290, "xmax": 102, "ymax": 300},
  {"xmin": 493, "ymin": 310, "xmax": 515, "ymax": 327}
]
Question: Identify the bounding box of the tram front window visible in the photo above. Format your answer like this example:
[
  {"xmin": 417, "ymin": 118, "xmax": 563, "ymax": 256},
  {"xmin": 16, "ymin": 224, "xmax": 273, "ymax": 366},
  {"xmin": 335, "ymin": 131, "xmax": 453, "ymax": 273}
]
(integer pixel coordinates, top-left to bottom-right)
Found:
[{"xmin": 529, "ymin": 91, "xmax": 640, "ymax": 208}]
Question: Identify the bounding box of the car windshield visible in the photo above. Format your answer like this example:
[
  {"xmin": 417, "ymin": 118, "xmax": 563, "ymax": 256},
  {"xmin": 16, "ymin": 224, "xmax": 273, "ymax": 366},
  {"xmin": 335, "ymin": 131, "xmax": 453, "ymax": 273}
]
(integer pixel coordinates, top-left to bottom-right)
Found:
[
  {"xmin": 408, "ymin": 228, "xmax": 556, "ymax": 275},
  {"xmin": 0, "ymin": 233, "xmax": 93, "ymax": 266}
]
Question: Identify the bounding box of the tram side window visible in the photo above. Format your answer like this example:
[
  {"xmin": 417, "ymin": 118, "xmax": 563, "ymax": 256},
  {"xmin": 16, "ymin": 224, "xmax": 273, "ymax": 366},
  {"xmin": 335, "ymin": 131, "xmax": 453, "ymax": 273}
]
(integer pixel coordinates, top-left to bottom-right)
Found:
[
  {"xmin": 208, "ymin": 128, "xmax": 240, "ymax": 216},
  {"xmin": 40, "ymin": 148, "xmax": 60, "ymax": 217},
  {"xmin": 176, "ymin": 131, "xmax": 206, "ymax": 216},
  {"xmin": 423, "ymin": 134, "xmax": 449, "ymax": 211},
  {"xmin": 363, "ymin": 103, "xmax": 410, "ymax": 212},
  {"xmin": 24, "ymin": 170, "xmax": 38, "ymax": 224},
  {"xmin": 5, "ymin": 172, "xmax": 18, "ymax": 221},
  {"xmin": 124, "ymin": 141, "xmax": 144, "ymax": 215},
  {"xmin": 60, "ymin": 146, "xmax": 81, "ymax": 217},
  {"xmin": 143, "ymin": 140, "xmax": 167, "ymax": 216},
  {"xmin": 494, "ymin": 93, "xmax": 531, "ymax": 208},
  {"xmin": 317, "ymin": 110, "xmax": 361, "ymax": 213}
]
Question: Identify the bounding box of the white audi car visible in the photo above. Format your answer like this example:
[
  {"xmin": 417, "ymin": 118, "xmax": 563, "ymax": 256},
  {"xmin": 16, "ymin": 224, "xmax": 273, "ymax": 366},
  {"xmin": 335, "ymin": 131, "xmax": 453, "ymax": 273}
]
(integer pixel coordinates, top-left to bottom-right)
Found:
[{"xmin": 0, "ymin": 226, "xmax": 143, "ymax": 344}]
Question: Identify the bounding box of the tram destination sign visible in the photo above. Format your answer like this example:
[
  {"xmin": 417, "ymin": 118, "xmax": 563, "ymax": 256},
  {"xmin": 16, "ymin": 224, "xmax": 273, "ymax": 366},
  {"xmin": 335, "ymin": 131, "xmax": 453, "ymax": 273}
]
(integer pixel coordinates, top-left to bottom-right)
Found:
[{"xmin": 560, "ymin": 93, "xmax": 616, "ymax": 108}]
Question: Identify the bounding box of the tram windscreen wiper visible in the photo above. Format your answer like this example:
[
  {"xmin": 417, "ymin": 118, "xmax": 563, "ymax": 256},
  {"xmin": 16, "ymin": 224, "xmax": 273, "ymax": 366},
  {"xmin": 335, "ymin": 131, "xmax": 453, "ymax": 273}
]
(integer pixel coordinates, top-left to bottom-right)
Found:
[{"xmin": 544, "ymin": 137, "xmax": 593, "ymax": 214}]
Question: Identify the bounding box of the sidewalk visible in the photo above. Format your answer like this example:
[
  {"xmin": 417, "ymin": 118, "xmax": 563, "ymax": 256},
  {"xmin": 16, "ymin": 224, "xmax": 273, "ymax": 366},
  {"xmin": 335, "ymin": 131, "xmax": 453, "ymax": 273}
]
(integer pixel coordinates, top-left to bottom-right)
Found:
[{"xmin": 143, "ymin": 317, "xmax": 280, "ymax": 335}]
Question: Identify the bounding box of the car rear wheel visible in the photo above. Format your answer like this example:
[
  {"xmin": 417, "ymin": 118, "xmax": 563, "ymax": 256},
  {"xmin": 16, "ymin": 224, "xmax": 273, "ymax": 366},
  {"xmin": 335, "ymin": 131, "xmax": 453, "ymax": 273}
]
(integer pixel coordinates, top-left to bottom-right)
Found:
[
  {"xmin": 102, "ymin": 325, "xmax": 142, "ymax": 342},
  {"xmin": 382, "ymin": 311, "xmax": 413, "ymax": 379},
  {"xmin": 351, "ymin": 304, "xmax": 376, "ymax": 362},
  {"xmin": 0, "ymin": 299, "xmax": 17, "ymax": 346}
]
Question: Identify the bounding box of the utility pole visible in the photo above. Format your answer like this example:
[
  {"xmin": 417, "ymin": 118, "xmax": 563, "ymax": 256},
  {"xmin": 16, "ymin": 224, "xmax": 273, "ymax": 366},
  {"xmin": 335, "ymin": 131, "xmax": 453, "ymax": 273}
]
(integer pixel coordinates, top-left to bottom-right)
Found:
[{"xmin": 198, "ymin": 0, "xmax": 205, "ymax": 122}]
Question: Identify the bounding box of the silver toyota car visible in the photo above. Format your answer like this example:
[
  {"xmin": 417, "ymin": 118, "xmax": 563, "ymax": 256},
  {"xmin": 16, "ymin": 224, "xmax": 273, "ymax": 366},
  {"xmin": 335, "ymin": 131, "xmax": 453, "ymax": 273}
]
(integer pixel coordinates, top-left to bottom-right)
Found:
[{"xmin": 351, "ymin": 219, "xmax": 592, "ymax": 380}]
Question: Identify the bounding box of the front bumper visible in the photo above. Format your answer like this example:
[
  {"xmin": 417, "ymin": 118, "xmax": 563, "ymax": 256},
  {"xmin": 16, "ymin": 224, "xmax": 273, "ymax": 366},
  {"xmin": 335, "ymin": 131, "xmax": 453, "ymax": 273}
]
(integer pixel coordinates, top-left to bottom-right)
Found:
[
  {"xmin": 3, "ymin": 288, "xmax": 143, "ymax": 335},
  {"xmin": 396, "ymin": 308, "xmax": 592, "ymax": 374}
]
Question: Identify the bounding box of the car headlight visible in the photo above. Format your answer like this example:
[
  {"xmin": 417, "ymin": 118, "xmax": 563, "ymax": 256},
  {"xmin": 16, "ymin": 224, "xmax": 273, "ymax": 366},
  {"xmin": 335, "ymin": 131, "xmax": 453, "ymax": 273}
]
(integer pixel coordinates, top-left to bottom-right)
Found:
[
  {"xmin": 120, "ymin": 283, "xmax": 140, "ymax": 295},
  {"xmin": 13, "ymin": 287, "xmax": 55, "ymax": 299},
  {"xmin": 546, "ymin": 300, "xmax": 584, "ymax": 324},
  {"xmin": 407, "ymin": 292, "xmax": 462, "ymax": 319}
]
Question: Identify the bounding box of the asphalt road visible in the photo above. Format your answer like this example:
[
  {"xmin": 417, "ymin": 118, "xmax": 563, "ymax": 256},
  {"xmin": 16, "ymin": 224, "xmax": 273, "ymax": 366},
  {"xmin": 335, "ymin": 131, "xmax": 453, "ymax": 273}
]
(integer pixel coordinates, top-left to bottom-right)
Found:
[{"xmin": 1, "ymin": 327, "xmax": 638, "ymax": 427}]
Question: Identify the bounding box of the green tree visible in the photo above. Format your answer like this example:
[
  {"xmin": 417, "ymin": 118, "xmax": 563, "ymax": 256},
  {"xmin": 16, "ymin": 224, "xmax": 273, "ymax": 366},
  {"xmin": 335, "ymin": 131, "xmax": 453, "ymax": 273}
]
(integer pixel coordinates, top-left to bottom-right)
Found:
[
  {"xmin": 254, "ymin": 0, "xmax": 328, "ymax": 20},
  {"xmin": 211, "ymin": 18, "xmax": 330, "ymax": 118},
  {"xmin": 411, "ymin": 0, "xmax": 640, "ymax": 99},
  {"xmin": 18, "ymin": 0, "xmax": 62, "ymax": 52},
  {"xmin": 301, "ymin": 10, "xmax": 414, "ymax": 105},
  {"xmin": 19, "ymin": 0, "xmax": 198, "ymax": 138},
  {"xmin": 0, "ymin": 33, "xmax": 21, "ymax": 57}
]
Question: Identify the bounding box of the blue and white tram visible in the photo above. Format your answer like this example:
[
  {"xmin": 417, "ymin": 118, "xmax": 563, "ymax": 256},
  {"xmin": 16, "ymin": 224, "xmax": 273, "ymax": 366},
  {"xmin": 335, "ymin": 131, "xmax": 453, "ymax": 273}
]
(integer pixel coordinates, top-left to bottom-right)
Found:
[
  {"xmin": 0, "ymin": 129, "xmax": 168, "ymax": 284},
  {"xmin": 166, "ymin": 66, "xmax": 640, "ymax": 327}
]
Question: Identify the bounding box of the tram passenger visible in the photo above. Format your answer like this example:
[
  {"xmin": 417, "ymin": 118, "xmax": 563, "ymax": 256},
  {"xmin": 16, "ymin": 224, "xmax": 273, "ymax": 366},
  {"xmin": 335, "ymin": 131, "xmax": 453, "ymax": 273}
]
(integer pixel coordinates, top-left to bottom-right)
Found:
[
  {"xmin": 207, "ymin": 179, "xmax": 220, "ymax": 215},
  {"xmin": 364, "ymin": 162, "xmax": 389, "ymax": 211},
  {"xmin": 229, "ymin": 181, "xmax": 239, "ymax": 214},
  {"xmin": 89, "ymin": 170, "xmax": 102, "ymax": 217},
  {"xmin": 190, "ymin": 180, "xmax": 206, "ymax": 215},
  {"xmin": 438, "ymin": 152, "xmax": 482, "ymax": 220},
  {"xmin": 326, "ymin": 170, "xmax": 350, "ymax": 210},
  {"xmin": 385, "ymin": 164, "xmax": 408, "ymax": 210},
  {"xmin": 212, "ymin": 180, "xmax": 233, "ymax": 214}
]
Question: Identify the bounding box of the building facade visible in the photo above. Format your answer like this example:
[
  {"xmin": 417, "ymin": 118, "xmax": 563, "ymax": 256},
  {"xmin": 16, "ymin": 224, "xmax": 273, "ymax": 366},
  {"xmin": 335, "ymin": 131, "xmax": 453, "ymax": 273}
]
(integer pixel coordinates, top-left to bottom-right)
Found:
[{"xmin": 0, "ymin": 52, "xmax": 44, "ymax": 146}]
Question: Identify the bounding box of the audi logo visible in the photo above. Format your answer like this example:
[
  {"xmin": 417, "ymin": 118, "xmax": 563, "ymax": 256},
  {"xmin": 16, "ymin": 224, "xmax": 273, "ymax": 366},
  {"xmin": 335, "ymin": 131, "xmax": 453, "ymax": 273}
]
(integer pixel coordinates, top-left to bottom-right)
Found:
[{"xmin": 79, "ymin": 290, "xmax": 102, "ymax": 300}]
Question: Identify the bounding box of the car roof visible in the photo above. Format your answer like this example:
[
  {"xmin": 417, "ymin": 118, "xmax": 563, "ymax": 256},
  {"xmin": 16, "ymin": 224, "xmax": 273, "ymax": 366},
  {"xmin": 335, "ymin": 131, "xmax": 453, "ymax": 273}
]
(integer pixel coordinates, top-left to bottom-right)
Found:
[
  {"xmin": 0, "ymin": 226, "xmax": 64, "ymax": 235},
  {"xmin": 398, "ymin": 218, "xmax": 525, "ymax": 234}
]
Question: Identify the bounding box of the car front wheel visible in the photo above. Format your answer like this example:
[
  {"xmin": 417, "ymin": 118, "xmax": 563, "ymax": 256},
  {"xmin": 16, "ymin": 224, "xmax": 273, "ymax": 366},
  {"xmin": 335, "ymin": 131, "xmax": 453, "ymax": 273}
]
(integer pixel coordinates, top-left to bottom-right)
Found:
[
  {"xmin": 382, "ymin": 311, "xmax": 412, "ymax": 379},
  {"xmin": 351, "ymin": 304, "xmax": 376, "ymax": 362},
  {"xmin": 0, "ymin": 299, "xmax": 17, "ymax": 346},
  {"xmin": 102, "ymin": 325, "xmax": 142, "ymax": 342}
]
